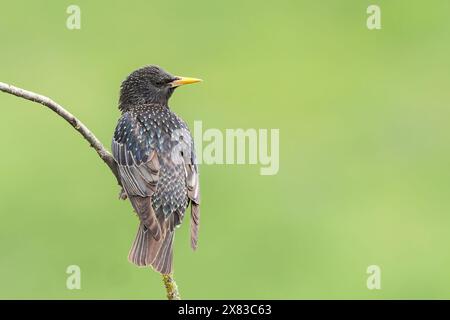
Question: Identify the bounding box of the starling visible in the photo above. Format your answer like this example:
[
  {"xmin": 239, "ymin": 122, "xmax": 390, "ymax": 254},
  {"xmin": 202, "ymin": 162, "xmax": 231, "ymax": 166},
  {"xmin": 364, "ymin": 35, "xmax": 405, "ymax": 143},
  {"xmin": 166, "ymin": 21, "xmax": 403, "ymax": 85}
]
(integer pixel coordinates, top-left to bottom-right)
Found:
[{"xmin": 111, "ymin": 65, "xmax": 201, "ymax": 274}]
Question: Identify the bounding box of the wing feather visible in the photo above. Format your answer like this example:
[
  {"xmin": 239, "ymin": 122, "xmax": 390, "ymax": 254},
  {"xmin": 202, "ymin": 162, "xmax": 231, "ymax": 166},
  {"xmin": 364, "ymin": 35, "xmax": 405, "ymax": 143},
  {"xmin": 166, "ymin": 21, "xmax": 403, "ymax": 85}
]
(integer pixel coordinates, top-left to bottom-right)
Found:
[
  {"xmin": 185, "ymin": 142, "xmax": 201, "ymax": 250},
  {"xmin": 112, "ymin": 108, "xmax": 201, "ymax": 262}
]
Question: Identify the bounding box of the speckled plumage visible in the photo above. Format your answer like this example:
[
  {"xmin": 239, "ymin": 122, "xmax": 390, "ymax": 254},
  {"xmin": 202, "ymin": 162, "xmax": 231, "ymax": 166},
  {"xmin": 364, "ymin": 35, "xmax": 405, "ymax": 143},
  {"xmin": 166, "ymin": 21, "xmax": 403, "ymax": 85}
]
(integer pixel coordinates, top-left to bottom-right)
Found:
[{"xmin": 111, "ymin": 66, "xmax": 200, "ymax": 274}]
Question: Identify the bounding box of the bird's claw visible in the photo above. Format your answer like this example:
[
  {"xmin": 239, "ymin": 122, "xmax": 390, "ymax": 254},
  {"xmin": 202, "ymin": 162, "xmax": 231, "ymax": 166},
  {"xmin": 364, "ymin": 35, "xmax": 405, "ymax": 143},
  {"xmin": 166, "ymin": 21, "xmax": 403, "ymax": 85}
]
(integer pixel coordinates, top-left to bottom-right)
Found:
[{"xmin": 119, "ymin": 188, "xmax": 128, "ymax": 200}]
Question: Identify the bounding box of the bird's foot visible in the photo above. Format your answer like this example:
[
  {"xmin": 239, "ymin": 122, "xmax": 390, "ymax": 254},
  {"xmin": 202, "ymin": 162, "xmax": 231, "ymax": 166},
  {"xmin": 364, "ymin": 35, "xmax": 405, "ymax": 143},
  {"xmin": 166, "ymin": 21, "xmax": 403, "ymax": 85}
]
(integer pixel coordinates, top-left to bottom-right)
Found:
[{"xmin": 118, "ymin": 188, "xmax": 128, "ymax": 200}]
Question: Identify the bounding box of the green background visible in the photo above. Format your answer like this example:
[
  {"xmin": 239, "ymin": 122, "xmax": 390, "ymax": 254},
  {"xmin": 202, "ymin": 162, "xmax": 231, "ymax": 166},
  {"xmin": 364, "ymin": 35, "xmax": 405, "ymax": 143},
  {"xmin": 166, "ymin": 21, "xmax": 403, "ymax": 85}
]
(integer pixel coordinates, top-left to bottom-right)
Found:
[{"xmin": 1, "ymin": 0, "xmax": 450, "ymax": 299}]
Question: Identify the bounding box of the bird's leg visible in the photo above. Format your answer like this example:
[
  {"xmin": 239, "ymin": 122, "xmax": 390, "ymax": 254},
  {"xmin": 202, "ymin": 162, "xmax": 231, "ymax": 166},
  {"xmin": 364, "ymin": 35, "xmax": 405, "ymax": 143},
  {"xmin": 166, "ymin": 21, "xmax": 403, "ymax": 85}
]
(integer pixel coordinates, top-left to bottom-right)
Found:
[{"xmin": 118, "ymin": 188, "xmax": 128, "ymax": 200}]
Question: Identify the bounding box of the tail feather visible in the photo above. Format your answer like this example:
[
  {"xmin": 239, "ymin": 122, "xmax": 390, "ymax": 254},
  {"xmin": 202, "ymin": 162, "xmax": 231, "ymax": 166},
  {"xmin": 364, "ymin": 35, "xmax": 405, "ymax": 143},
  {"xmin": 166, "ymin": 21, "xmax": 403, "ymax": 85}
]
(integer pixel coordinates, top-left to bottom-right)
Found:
[
  {"xmin": 128, "ymin": 223, "xmax": 174, "ymax": 274},
  {"xmin": 153, "ymin": 231, "xmax": 174, "ymax": 274},
  {"xmin": 132, "ymin": 223, "xmax": 149, "ymax": 266}
]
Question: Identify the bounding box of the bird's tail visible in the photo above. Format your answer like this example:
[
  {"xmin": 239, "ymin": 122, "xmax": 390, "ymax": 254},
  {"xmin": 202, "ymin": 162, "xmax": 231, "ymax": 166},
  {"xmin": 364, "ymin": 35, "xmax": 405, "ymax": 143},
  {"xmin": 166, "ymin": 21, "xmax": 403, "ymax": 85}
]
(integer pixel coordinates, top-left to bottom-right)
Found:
[{"xmin": 128, "ymin": 223, "xmax": 174, "ymax": 274}]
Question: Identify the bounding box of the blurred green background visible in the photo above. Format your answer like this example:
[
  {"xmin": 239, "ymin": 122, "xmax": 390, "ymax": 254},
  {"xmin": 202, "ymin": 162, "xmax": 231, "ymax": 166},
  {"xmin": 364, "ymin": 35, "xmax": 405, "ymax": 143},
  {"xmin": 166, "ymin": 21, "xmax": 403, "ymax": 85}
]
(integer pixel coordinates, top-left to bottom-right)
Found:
[{"xmin": 1, "ymin": 0, "xmax": 450, "ymax": 299}]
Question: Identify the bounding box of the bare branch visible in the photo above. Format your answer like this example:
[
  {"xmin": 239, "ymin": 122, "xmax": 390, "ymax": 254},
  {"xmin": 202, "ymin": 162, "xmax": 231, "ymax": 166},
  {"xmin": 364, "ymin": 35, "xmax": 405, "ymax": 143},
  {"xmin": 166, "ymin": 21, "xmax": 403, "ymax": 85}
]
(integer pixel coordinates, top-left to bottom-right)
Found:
[
  {"xmin": 0, "ymin": 81, "xmax": 121, "ymax": 185},
  {"xmin": 162, "ymin": 274, "xmax": 181, "ymax": 300},
  {"xmin": 0, "ymin": 81, "xmax": 181, "ymax": 300}
]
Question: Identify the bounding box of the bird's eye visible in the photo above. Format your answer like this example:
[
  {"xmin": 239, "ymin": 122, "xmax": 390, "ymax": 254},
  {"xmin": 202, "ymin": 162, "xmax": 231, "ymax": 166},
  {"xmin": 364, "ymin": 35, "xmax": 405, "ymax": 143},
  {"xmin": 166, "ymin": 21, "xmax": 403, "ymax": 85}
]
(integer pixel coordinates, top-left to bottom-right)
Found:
[
  {"xmin": 154, "ymin": 78, "xmax": 173, "ymax": 86},
  {"xmin": 166, "ymin": 78, "xmax": 177, "ymax": 85}
]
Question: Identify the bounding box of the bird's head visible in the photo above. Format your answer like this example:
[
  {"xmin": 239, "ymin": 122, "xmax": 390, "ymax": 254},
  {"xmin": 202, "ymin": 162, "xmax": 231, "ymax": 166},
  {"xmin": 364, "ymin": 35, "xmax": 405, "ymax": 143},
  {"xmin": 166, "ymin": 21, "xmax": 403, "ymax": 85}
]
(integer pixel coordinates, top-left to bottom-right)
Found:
[{"xmin": 119, "ymin": 65, "xmax": 202, "ymax": 112}]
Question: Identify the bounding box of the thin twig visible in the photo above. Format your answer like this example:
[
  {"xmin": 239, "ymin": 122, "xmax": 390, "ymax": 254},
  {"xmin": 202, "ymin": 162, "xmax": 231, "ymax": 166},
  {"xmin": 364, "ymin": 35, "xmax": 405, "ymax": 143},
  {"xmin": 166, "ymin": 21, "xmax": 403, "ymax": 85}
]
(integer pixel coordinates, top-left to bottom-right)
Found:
[
  {"xmin": 0, "ymin": 81, "xmax": 120, "ymax": 183},
  {"xmin": 0, "ymin": 81, "xmax": 180, "ymax": 300},
  {"xmin": 162, "ymin": 274, "xmax": 181, "ymax": 300}
]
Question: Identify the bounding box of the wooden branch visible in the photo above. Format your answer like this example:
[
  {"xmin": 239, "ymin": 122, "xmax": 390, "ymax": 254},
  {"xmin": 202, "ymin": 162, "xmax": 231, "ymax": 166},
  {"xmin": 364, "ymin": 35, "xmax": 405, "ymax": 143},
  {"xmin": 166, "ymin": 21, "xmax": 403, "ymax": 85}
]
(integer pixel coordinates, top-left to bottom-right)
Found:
[
  {"xmin": 0, "ymin": 81, "xmax": 121, "ymax": 184},
  {"xmin": 162, "ymin": 274, "xmax": 181, "ymax": 300},
  {"xmin": 0, "ymin": 81, "xmax": 180, "ymax": 300}
]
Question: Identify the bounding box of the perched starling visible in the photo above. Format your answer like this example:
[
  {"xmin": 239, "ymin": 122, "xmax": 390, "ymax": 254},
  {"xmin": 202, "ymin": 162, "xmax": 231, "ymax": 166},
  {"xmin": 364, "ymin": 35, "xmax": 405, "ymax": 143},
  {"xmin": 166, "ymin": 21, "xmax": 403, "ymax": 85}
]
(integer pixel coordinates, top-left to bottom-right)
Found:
[{"xmin": 111, "ymin": 65, "xmax": 201, "ymax": 274}]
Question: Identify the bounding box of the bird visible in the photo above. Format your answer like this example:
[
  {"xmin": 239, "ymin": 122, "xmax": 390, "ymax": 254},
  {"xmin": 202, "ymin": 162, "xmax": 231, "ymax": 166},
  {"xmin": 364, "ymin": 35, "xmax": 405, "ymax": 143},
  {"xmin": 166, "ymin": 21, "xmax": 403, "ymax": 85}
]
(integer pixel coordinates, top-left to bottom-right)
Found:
[{"xmin": 111, "ymin": 65, "xmax": 201, "ymax": 275}]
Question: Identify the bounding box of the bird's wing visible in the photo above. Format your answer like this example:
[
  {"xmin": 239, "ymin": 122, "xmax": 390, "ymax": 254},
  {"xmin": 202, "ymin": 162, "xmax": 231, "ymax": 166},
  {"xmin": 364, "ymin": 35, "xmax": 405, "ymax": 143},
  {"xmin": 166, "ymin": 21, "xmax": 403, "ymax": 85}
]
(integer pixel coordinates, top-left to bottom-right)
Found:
[
  {"xmin": 112, "ymin": 112, "xmax": 163, "ymax": 240},
  {"xmin": 185, "ymin": 140, "xmax": 201, "ymax": 250},
  {"xmin": 112, "ymin": 110, "xmax": 200, "ymax": 251}
]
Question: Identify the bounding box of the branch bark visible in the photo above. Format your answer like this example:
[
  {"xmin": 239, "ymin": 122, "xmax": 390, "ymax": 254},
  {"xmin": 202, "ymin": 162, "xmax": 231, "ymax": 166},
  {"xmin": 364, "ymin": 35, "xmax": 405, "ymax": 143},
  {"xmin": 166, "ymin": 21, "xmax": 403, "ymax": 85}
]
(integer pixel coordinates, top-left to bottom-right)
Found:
[
  {"xmin": 0, "ymin": 81, "xmax": 180, "ymax": 300},
  {"xmin": 162, "ymin": 274, "xmax": 181, "ymax": 300},
  {"xmin": 0, "ymin": 82, "xmax": 120, "ymax": 183}
]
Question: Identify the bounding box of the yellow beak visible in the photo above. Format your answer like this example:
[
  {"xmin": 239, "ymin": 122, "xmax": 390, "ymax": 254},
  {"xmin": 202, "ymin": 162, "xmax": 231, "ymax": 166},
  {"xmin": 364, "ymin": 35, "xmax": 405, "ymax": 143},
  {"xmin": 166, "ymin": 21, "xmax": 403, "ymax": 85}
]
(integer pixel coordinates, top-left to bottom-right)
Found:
[{"xmin": 171, "ymin": 76, "xmax": 203, "ymax": 87}]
